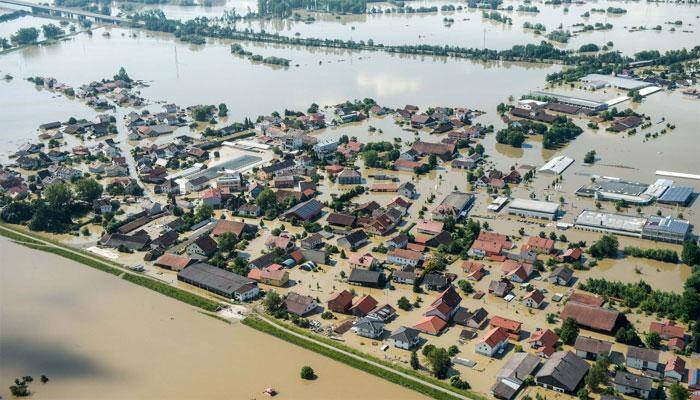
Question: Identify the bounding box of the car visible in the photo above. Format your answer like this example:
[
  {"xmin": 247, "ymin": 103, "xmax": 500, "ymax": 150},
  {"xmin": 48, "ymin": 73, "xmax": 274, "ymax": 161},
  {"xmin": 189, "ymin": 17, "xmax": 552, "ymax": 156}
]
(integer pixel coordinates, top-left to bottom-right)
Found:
[
  {"xmin": 300, "ymin": 261, "xmax": 316, "ymax": 271},
  {"xmin": 131, "ymin": 264, "xmax": 145, "ymax": 272},
  {"xmin": 282, "ymin": 258, "xmax": 296, "ymax": 267}
]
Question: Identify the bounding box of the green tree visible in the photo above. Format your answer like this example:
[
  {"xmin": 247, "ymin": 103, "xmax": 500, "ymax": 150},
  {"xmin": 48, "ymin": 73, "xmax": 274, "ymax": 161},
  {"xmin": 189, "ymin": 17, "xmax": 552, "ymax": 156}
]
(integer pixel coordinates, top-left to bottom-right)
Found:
[
  {"xmin": 41, "ymin": 23, "xmax": 65, "ymax": 39},
  {"xmin": 410, "ymin": 350, "xmax": 420, "ymax": 370},
  {"xmin": 424, "ymin": 347, "xmax": 451, "ymax": 379},
  {"xmin": 44, "ymin": 182, "xmax": 72, "ymax": 209},
  {"xmin": 668, "ymin": 382, "xmax": 689, "ymax": 400},
  {"xmin": 263, "ymin": 291, "xmax": 284, "ymax": 312},
  {"xmin": 397, "ymin": 296, "xmax": 412, "ymax": 311},
  {"xmin": 681, "ymin": 240, "xmax": 700, "ymax": 265},
  {"xmin": 218, "ymin": 103, "xmax": 228, "ymax": 117},
  {"xmin": 256, "ymin": 188, "xmax": 277, "ymax": 211},
  {"xmin": 645, "ymin": 331, "xmax": 661, "ymax": 349},
  {"xmin": 217, "ymin": 232, "xmax": 238, "ymax": 253},
  {"xmin": 300, "ymin": 366, "xmax": 315, "ymax": 380},
  {"xmin": 194, "ymin": 203, "xmax": 214, "ymax": 223},
  {"xmin": 589, "ymin": 234, "xmax": 618, "ymax": 259},
  {"xmin": 11, "ymin": 27, "xmax": 39, "ymax": 45},
  {"xmin": 113, "ymin": 67, "xmax": 132, "ymax": 83},
  {"xmin": 458, "ymin": 279, "xmax": 474, "ymax": 294},
  {"xmin": 585, "ymin": 356, "xmax": 610, "ymax": 390},
  {"xmin": 74, "ymin": 178, "xmax": 103, "ymax": 203},
  {"xmin": 558, "ymin": 317, "xmax": 580, "ymax": 345}
]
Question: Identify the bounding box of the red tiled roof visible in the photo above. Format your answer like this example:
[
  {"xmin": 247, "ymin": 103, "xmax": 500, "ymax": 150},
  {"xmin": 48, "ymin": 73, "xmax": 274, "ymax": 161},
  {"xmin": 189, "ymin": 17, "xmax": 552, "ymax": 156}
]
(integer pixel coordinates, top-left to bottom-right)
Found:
[
  {"xmin": 524, "ymin": 289, "xmax": 545, "ymax": 304},
  {"xmin": 211, "ymin": 219, "xmax": 246, "ymax": 237},
  {"xmin": 414, "ymin": 315, "xmax": 447, "ymax": 335},
  {"xmin": 480, "ymin": 327, "xmax": 509, "ymax": 347},
  {"xmin": 350, "ymin": 295, "xmax": 378, "ymax": 316},
  {"xmin": 560, "ymin": 302, "xmax": 620, "ymax": 332},
  {"xmin": 154, "ymin": 254, "xmax": 193, "ymax": 271},
  {"xmin": 569, "ymin": 292, "xmax": 605, "ymax": 307},
  {"xmin": 490, "ymin": 315, "xmax": 522, "ymax": 333},
  {"xmin": 649, "ymin": 321, "xmax": 685, "ymax": 340}
]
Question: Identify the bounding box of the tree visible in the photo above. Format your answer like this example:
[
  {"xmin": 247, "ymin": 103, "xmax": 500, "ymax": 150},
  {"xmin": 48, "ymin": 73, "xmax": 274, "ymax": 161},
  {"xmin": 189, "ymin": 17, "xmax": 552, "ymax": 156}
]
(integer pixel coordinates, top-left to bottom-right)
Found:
[
  {"xmin": 41, "ymin": 23, "xmax": 65, "ymax": 39},
  {"xmin": 11, "ymin": 27, "xmax": 39, "ymax": 45},
  {"xmin": 689, "ymin": 320, "xmax": 700, "ymax": 353},
  {"xmin": 300, "ymin": 366, "xmax": 315, "ymax": 380},
  {"xmin": 558, "ymin": 317, "xmax": 579, "ymax": 345},
  {"xmin": 263, "ymin": 291, "xmax": 284, "ymax": 312},
  {"xmin": 44, "ymin": 182, "xmax": 72, "ymax": 209},
  {"xmin": 584, "ymin": 150, "xmax": 596, "ymax": 164},
  {"xmin": 668, "ymin": 382, "xmax": 689, "ymax": 400},
  {"xmin": 424, "ymin": 347, "xmax": 451, "ymax": 379},
  {"xmin": 218, "ymin": 103, "xmax": 228, "ymax": 117},
  {"xmin": 681, "ymin": 240, "xmax": 700, "ymax": 266},
  {"xmin": 645, "ymin": 331, "xmax": 661, "ymax": 349},
  {"xmin": 586, "ymin": 356, "xmax": 610, "ymax": 390},
  {"xmin": 410, "ymin": 350, "xmax": 420, "ymax": 370},
  {"xmin": 74, "ymin": 178, "xmax": 103, "ymax": 203},
  {"xmin": 448, "ymin": 345, "xmax": 459, "ymax": 356},
  {"xmin": 397, "ymin": 296, "xmax": 412, "ymax": 311},
  {"xmin": 256, "ymin": 188, "xmax": 277, "ymax": 211},
  {"xmin": 0, "ymin": 201, "xmax": 33, "ymax": 224},
  {"xmin": 194, "ymin": 203, "xmax": 213, "ymax": 223},
  {"xmin": 217, "ymin": 232, "xmax": 237, "ymax": 253},
  {"xmin": 589, "ymin": 234, "xmax": 618, "ymax": 259},
  {"xmin": 113, "ymin": 67, "xmax": 132, "ymax": 83},
  {"xmin": 458, "ymin": 279, "xmax": 474, "ymax": 294}
]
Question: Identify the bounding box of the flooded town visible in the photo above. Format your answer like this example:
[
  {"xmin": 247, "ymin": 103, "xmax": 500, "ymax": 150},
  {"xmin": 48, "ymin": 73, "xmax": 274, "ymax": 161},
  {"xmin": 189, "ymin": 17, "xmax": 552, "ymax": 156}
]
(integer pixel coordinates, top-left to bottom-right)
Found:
[{"xmin": 0, "ymin": 0, "xmax": 699, "ymax": 399}]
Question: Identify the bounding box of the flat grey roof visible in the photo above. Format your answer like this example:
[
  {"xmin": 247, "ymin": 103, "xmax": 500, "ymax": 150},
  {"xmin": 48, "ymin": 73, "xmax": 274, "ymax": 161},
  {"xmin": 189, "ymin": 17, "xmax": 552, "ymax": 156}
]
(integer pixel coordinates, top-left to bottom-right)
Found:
[
  {"xmin": 531, "ymin": 91, "xmax": 606, "ymax": 109},
  {"xmin": 575, "ymin": 210, "xmax": 646, "ymax": 233},
  {"xmin": 644, "ymin": 216, "xmax": 691, "ymax": 235},
  {"xmin": 178, "ymin": 262, "xmax": 254, "ymax": 295},
  {"xmin": 581, "ymin": 74, "xmax": 652, "ymax": 90},
  {"xmin": 508, "ymin": 198, "xmax": 560, "ymax": 214}
]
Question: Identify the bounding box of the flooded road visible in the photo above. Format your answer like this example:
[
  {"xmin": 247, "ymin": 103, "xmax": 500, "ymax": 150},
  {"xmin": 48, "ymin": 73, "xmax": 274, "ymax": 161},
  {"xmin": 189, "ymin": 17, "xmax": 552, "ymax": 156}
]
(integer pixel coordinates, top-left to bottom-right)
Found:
[{"xmin": 0, "ymin": 238, "xmax": 426, "ymax": 399}]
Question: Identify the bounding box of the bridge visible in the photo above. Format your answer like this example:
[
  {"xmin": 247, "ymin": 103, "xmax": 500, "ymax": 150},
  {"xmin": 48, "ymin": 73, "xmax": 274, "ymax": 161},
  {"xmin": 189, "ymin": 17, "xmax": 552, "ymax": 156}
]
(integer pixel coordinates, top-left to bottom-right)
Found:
[{"xmin": 0, "ymin": 0, "xmax": 132, "ymax": 24}]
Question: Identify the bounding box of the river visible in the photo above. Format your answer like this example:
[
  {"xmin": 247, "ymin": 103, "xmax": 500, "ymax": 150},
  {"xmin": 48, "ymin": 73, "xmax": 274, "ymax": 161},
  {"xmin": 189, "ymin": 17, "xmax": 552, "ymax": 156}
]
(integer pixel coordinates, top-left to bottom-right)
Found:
[{"xmin": 0, "ymin": 238, "xmax": 426, "ymax": 399}]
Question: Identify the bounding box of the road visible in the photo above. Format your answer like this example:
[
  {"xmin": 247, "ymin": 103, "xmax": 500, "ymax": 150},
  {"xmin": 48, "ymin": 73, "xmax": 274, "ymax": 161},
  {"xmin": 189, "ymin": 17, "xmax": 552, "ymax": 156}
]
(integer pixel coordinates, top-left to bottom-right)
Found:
[{"xmin": 252, "ymin": 312, "xmax": 471, "ymax": 400}]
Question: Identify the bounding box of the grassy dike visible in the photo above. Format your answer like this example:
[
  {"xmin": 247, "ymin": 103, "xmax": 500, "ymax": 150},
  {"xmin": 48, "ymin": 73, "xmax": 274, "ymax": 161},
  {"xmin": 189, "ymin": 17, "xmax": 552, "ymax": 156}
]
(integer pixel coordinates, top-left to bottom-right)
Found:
[
  {"xmin": 243, "ymin": 315, "xmax": 481, "ymax": 400},
  {"xmin": 0, "ymin": 224, "xmax": 220, "ymax": 312}
]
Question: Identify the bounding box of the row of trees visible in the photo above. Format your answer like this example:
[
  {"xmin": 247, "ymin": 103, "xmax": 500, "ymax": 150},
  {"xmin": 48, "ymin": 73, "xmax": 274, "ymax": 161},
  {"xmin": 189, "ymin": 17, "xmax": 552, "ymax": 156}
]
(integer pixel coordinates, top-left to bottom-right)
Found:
[{"xmin": 622, "ymin": 246, "xmax": 679, "ymax": 263}]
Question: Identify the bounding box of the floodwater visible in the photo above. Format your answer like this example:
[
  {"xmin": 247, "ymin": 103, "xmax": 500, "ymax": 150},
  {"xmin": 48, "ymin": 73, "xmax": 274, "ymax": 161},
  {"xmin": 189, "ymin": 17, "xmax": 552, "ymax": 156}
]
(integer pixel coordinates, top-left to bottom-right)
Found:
[
  {"xmin": 0, "ymin": 238, "xmax": 427, "ymax": 399},
  {"xmin": 127, "ymin": 0, "xmax": 700, "ymax": 54}
]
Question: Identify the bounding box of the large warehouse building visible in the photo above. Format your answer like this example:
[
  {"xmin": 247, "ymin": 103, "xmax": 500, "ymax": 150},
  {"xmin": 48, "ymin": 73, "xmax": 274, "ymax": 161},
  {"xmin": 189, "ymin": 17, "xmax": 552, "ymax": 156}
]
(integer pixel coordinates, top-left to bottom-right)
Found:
[
  {"xmin": 506, "ymin": 199, "xmax": 560, "ymax": 220},
  {"xmin": 574, "ymin": 210, "xmax": 692, "ymax": 243}
]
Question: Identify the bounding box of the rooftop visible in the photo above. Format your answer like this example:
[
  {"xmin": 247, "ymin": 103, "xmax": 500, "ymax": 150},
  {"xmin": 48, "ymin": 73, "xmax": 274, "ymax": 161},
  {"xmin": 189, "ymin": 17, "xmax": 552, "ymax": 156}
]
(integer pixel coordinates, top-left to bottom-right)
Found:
[{"xmin": 508, "ymin": 198, "xmax": 560, "ymax": 214}]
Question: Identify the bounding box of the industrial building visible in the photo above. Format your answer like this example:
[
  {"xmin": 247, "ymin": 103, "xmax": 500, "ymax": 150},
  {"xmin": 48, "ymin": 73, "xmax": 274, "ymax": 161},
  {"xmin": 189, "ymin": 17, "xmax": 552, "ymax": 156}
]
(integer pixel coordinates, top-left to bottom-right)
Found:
[
  {"xmin": 506, "ymin": 199, "xmax": 560, "ymax": 220},
  {"xmin": 574, "ymin": 210, "xmax": 647, "ymax": 237},
  {"xmin": 530, "ymin": 91, "xmax": 607, "ymax": 111},
  {"xmin": 580, "ymin": 74, "xmax": 652, "ymax": 91},
  {"xmin": 539, "ymin": 156, "xmax": 574, "ymax": 175},
  {"xmin": 575, "ymin": 178, "xmax": 654, "ymax": 205},
  {"xmin": 177, "ymin": 262, "xmax": 259, "ymax": 301},
  {"xmin": 642, "ymin": 215, "xmax": 692, "ymax": 244},
  {"xmin": 574, "ymin": 211, "xmax": 692, "ymax": 243},
  {"xmin": 658, "ymin": 186, "xmax": 694, "ymax": 206}
]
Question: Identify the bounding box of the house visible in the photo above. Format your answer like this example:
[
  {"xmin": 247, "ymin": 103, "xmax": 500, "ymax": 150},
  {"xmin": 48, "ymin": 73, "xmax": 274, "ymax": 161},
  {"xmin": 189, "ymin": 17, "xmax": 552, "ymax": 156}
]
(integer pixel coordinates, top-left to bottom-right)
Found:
[
  {"xmin": 398, "ymin": 182, "xmax": 417, "ymax": 199},
  {"xmin": 348, "ymin": 252, "xmax": 376, "ymax": 270},
  {"xmin": 431, "ymin": 192, "xmax": 474, "ymax": 221},
  {"xmin": 557, "ymin": 248, "xmax": 583, "ymax": 263},
  {"xmin": 337, "ymin": 168, "xmax": 362, "ymax": 185},
  {"xmin": 548, "ymin": 266, "xmax": 574, "ymax": 286},
  {"xmin": 237, "ymin": 203, "xmax": 262, "ymax": 217},
  {"xmin": 154, "ymin": 254, "xmax": 194, "ymax": 271},
  {"xmin": 211, "ymin": 219, "xmax": 249, "ymax": 238},
  {"xmin": 463, "ymin": 307, "xmax": 489, "ymax": 329},
  {"xmin": 200, "ymin": 188, "xmax": 223, "ymax": 207},
  {"xmin": 387, "ymin": 233, "xmax": 409, "ymax": 249},
  {"xmin": 92, "ymin": 198, "xmax": 113, "ymax": 214},
  {"xmin": 413, "ymin": 315, "xmax": 448, "ymax": 336},
  {"xmin": 327, "ymin": 290, "xmax": 354, "ymax": 313},
  {"xmin": 490, "ymin": 316, "xmax": 522, "ymax": 340},
  {"xmin": 393, "ymin": 267, "xmax": 418, "ymax": 285},
  {"xmin": 535, "ymin": 351, "xmax": 589, "ymax": 394},
  {"xmin": 489, "ymin": 278, "xmax": 514, "ymax": 298},
  {"xmin": 416, "ymin": 220, "xmax": 444, "ymax": 236},
  {"xmin": 259, "ymin": 268, "xmax": 289, "ymax": 287},
  {"xmin": 424, "ymin": 285, "xmax": 462, "ymax": 322},
  {"xmin": 476, "ymin": 327, "xmax": 510, "ymax": 357},
  {"xmin": 338, "ymin": 230, "xmax": 369, "ymax": 250},
  {"xmin": 649, "ymin": 320, "xmax": 685, "ymax": 340},
  {"xmin": 665, "ymin": 356, "xmax": 685, "ymax": 381},
  {"xmin": 568, "ymin": 292, "xmax": 605, "ymax": 307},
  {"xmin": 668, "ymin": 337, "xmax": 686, "ymax": 352},
  {"xmin": 471, "ymin": 231, "xmax": 513, "ymax": 257},
  {"xmin": 423, "ymin": 273, "xmax": 449, "ymax": 291},
  {"xmin": 574, "ymin": 336, "xmax": 613, "ymax": 360},
  {"xmin": 614, "ymin": 371, "xmax": 653, "ymax": 399},
  {"xmin": 265, "ymin": 234, "xmax": 294, "ymax": 251},
  {"xmin": 389, "ymin": 326, "xmax": 421, "ymax": 350},
  {"xmin": 528, "ymin": 329, "xmax": 560, "ymax": 358},
  {"xmin": 349, "ymin": 294, "xmax": 378, "ymax": 317},
  {"xmin": 525, "ymin": 236, "xmax": 555, "ymax": 254},
  {"xmin": 523, "ymin": 289, "xmax": 545, "ymax": 309},
  {"xmin": 501, "ymin": 260, "xmax": 533, "ymax": 283},
  {"xmin": 354, "ymin": 317, "xmax": 385, "ymax": 339},
  {"xmin": 388, "ymin": 248, "xmax": 423, "ymax": 267},
  {"xmin": 463, "ymin": 261, "xmax": 487, "ymax": 281},
  {"xmin": 301, "ymin": 233, "xmax": 324, "ymax": 249},
  {"xmin": 367, "ymin": 304, "xmax": 397, "ymax": 322},
  {"xmin": 284, "ymin": 292, "xmax": 317, "ymax": 316},
  {"xmin": 491, "ymin": 353, "xmax": 541, "ymax": 400},
  {"xmin": 177, "ymin": 262, "xmax": 258, "ymax": 301},
  {"xmin": 348, "ymin": 269, "xmax": 384, "ymax": 288},
  {"xmin": 411, "ymin": 141, "xmax": 455, "ymax": 161},
  {"xmin": 626, "ymin": 347, "xmax": 661, "ymax": 371},
  {"xmin": 282, "ymin": 199, "xmax": 323, "ymax": 221},
  {"xmin": 99, "ymin": 233, "xmax": 150, "ymax": 251},
  {"xmin": 326, "ymin": 212, "xmax": 356, "ymax": 228},
  {"xmin": 559, "ymin": 302, "xmax": 622, "ymax": 333},
  {"xmin": 186, "ymin": 235, "xmax": 218, "ymax": 258}
]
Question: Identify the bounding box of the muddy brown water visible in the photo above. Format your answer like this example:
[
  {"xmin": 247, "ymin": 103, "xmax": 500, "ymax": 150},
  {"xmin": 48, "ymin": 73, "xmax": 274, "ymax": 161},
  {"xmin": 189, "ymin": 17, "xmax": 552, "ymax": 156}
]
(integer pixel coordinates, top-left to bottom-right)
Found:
[{"xmin": 0, "ymin": 238, "xmax": 426, "ymax": 400}]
